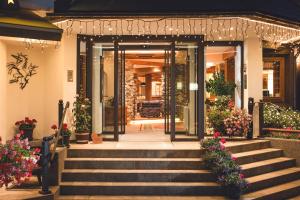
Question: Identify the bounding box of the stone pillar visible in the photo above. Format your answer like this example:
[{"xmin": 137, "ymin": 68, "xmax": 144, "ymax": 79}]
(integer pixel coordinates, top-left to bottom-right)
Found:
[
  {"xmin": 0, "ymin": 40, "xmax": 7, "ymax": 141},
  {"xmin": 244, "ymin": 37, "xmax": 263, "ymax": 108},
  {"xmin": 145, "ymin": 74, "xmax": 152, "ymax": 100}
]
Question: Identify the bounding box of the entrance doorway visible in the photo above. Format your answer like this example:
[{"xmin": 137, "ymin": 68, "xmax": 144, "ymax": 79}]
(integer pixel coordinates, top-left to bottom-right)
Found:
[{"xmin": 81, "ymin": 35, "xmax": 205, "ymax": 141}]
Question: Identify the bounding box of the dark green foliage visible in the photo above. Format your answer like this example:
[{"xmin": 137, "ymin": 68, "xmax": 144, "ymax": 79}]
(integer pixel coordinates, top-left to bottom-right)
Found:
[{"xmin": 206, "ymin": 72, "xmax": 236, "ymax": 97}]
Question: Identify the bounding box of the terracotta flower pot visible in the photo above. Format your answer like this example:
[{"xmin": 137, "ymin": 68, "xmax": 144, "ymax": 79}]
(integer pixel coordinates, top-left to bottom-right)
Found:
[
  {"xmin": 19, "ymin": 127, "xmax": 34, "ymax": 141},
  {"xmin": 75, "ymin": 132, "xmax": 89, "ymax": 144}
]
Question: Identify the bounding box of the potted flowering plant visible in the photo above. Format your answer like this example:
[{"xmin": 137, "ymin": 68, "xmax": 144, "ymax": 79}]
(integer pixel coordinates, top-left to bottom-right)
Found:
[
  {"xmin": 51, "ymin": 123, "xmax": 72, "ymax": 147},
  {"xmin": 224, "ymin": 108, "xmax": 252, "ymax": 137},
  {"xmin": 202, "ymin": 132, "xmax": 248, "ymax": 199},
  {"xmin": 15, "ymin": 117, "xmax": 37, "ymax": 141},
  {"xmin": 0, "ymin": 132, "xmax": 40, "ymax": 188},
  {"xmin": 72, "ymin": 88, "xmax": 92, "ymax": 144}
]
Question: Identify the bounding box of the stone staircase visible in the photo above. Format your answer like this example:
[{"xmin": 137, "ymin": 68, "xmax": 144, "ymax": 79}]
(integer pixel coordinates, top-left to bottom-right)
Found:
[{"xmin": 59, "ymin": 140, "xmax": 300, "ymax": 199}]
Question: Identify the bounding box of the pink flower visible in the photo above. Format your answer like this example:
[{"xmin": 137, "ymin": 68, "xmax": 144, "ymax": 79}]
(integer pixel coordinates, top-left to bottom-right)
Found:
[
  {"xmin": 231, "ymin": 155, "xmax": 237, "ymax": 161},
  {"xmin": 220, "ymin": 144, "xmax": 225, "ymax": 150},
  {"xmin": 239, "ymin": 173, "xmax": 245, "ymax": 179}
]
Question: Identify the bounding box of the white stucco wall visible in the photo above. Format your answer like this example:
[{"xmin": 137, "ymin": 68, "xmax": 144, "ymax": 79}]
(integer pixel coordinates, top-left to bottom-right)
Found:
[
  {"xmin": 0, "ymin": 40, "xmax": 8, "ymax": 142},
  {"xmin": 243, "ymin": 37, "xmax": 263, "ymax": 107},
  {"xmin": 0, "ymin": 34, "xmax": 77, "ymax": 142}
]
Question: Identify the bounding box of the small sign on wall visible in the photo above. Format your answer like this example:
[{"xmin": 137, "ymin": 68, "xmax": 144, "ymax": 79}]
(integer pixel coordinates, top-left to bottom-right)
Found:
[{"xmin": 67, "ymin": 70, "xmax": 73, "ymax": 82}]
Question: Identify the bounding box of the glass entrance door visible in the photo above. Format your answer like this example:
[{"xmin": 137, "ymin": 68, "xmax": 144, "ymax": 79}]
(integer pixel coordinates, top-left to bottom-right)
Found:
[
  {"xmin": 92, "ymin": 36, "xmax": 204, "ymax": 141},
  {"xmin": 169, "ymin": 39, "xmax": 204, "ymax": 141},
  {"xmin": 171, "ymin": 41, "xmax": 201, "ymax": 140}
]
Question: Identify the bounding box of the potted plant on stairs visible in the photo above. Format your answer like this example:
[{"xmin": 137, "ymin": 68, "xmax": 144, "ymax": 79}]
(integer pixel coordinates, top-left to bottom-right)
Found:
[
  {"xmin": 15, "ymin": 117, "xmax": 37, "ymax": 141},
  {"xmin": 72, "ymin": 88, "xmax": 92, "ymax": 144}
]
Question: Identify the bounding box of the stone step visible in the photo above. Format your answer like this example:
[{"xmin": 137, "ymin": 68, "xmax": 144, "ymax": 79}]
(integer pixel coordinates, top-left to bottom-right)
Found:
[
  {"xmin": 244, "ymin": 179, "xmax": 300, "ymax": 200},
  {"xmin": 226, "ymin": 140, "xmax": 271, "ymax": 154},
  {"xmin": 64, "ymin": 157, "xmax": 203, "ymax": 170},
  {"xmin": 67, "ymin": 149, "xmax": 203, "ymax": 158},
  {"xmin": 66, "ymin": 140, "xmax": 270, "ymax": 158},
  {"xmin": 242, "ymin": 157, "xmax": 296, "ymax": 177},
  {"xmin": 234, "ymin": 148, "xmax": 283, "ymax": 165},
  {"xmin": 61, "ymin": 169, "xmax": 215, "ymax": 182},
  {"xmin": 60, "ymin": 181, "xmax": 223, "ymax": 196},
  {"xmin": 246, "ymin": 167, "xmax": 300, "ymax": 192}
]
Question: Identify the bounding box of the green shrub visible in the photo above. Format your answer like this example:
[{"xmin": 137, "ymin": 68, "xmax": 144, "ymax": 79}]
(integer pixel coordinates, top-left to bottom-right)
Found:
[
  {"xmin": 207, "ymin": 108, "xmax": 230, "ymax": 134},
  {"xmin": 264, "ymin": 103, "xmax": 300, "ymax": 130},
  {"xmin": 206, "ymin": 72, "xmax": 236, "ymax": 97}
]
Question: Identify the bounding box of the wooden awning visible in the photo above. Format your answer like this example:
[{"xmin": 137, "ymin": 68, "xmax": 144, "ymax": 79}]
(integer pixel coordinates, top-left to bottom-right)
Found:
[{"xmin": 0, "ymin": 1, "xmax": 62, "ymax": 41}]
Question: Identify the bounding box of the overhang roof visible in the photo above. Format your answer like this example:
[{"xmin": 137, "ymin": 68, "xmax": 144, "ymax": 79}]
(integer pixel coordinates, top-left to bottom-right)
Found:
[
  {"xmin": 50, "ymin": 0, "xmax": 300, "ymax": 27},
  {"xmin": 0, "ymin": 1, "xmax": 62, "ymax": 41}
]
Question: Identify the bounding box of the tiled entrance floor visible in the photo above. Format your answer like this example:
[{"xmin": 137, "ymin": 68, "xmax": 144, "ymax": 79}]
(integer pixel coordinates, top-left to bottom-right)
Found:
[{"xmin": 70, "ymin": 137, "xmax": 267, "ymax": 150}]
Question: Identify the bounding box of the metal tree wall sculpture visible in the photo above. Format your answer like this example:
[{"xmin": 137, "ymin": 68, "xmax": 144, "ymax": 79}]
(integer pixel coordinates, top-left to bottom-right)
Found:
[{"xmin": 7, "ymin": 53, "xmax": 38, "ymax": 90}]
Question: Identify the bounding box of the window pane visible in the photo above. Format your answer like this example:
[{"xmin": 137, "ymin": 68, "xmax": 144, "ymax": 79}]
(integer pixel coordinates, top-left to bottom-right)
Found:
[{"xmin": 263, "ymin": 60, "xmax": 281, "ymax": 98}]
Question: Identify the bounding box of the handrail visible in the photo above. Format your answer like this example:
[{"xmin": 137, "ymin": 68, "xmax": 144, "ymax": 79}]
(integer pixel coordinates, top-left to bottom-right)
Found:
[
  {"xmin": 51, "ymin": 101, "xmax": 69, "ymax": 161},
  {"xmin": 39, "ymin": 100, "xmax": 69, "ymax": 195}
]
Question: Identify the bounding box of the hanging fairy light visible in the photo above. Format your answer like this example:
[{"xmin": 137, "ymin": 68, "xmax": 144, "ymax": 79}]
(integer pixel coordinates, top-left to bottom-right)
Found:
[{"xmin": 53, "ymin": 17, "xmax": 300, "ymax": 46}]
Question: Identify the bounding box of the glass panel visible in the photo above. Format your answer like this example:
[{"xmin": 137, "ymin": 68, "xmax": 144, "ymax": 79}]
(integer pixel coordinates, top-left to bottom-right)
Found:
[
  {"xmin": 118, "ymin": 50, "xmax": 126, "ymax": 134},
  {"xmin": 164, "ymin": 50, "xmax": 171, "ymax": 134},
  {"xmin": 263, "ymin": 59, "xmax": 282, "ymax": 98},
  {"xmin": 174, "ymin": 42, "xmax": 198, "ymax": 140},
  {"xmin": 92, "ymin": 43, "xmax": 115, "ymax": 140},
  {"xmin": 205, "ymin": 46, "xmax": 242, "ymax": 108},
  {"xmin": 79, "ymin": 41, "xmax": 87, "ymax": 97}
]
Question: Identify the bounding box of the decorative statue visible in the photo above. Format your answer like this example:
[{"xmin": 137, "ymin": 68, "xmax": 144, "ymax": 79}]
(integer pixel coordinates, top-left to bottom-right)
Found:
[{"xmin": 7, "ymin": 53, "xmax": 38, "ymax": 90}]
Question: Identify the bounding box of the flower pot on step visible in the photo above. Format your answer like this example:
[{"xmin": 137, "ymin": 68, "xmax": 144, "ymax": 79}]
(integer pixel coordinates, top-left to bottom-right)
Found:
[
  {"xmin": 75, "ymin": 132, "xmax": 89, "ymax": 144},
  {"xmin": 63, "ymin": 135, "xmax": 70, "ymax": 147}
]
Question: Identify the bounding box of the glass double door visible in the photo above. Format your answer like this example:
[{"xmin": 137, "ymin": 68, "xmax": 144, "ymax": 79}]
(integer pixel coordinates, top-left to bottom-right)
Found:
[{"xmin": 93, "ymin": 37, "xmax": 204, "ymax": 141}]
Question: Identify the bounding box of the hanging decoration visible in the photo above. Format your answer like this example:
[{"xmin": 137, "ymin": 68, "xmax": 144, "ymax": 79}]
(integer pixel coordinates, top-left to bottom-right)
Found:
[
  {"xmin": 54, "ymin": 17, "xmax": 300, "ymax": 45},
  {"xmin": 7, "ymin": 53, "xmax": 39, "ymax": 90}
]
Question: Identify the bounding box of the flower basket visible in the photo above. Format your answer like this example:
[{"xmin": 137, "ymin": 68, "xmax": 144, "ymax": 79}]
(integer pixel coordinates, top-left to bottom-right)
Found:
[
  {"xmin": 19, "ymin": 127, "xmax": 34, "ymax": 141},
  {"xmin": 15, "ymin": 117, "xmax": 37, "ymax": 141}
]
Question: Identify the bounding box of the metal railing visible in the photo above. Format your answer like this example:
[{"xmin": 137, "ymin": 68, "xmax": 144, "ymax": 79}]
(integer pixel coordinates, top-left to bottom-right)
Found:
[{"xmin": 38, "ymin": 100, "xmax": 69, "ymax": 195}]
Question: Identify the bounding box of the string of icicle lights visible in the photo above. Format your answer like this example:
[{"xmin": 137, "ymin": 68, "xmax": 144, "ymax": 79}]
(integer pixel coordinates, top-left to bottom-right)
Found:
[{"xmin": 54, "ymin": 17, "xmax": 300, "ymax": 44}]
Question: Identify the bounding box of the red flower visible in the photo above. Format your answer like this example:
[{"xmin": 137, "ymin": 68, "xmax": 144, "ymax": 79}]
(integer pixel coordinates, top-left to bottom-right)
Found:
[
  {"xmin": 214, "ymin": 132, "xmax": 221, "ymax": 138},
  {"xmin": 51, "ymin": 124, "xmax": 58, "ymax": 130},
  {"xmin": 220, "ymin": 138, "xmax": 226, "ymax": 144},
  {"xmin": 20, "ymin": 130, "xmax": 24, "ymax": 135},
  {"xmin": 25, "ymin": 117, "xmax": 29, "ymax": 122},
  {"xmin": 63, "ymin": 123, "xmax": 68, "ymax": 130},
  {"xmin": 34, "ymin": 148, "xmax": 41, "ymax": 153},
  {"xmin": 15, "ymin": 121, "xmax": 20, "ymax": 126},
  {"xmin": 32, "ymin": 119, "xmax": 37, "ymax": 123}
]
